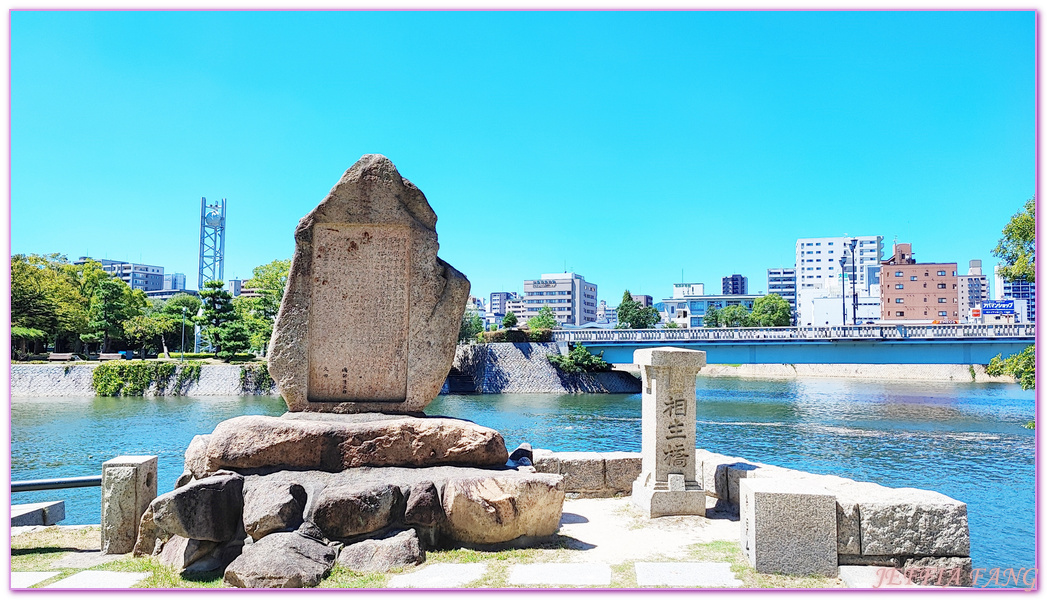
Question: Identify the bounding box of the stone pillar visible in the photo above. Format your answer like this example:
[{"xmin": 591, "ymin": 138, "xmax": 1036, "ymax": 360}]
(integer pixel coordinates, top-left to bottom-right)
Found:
[
  {"xmin": 630, "ymin": 347, "xmax": 706, "ymax": 517},
  {"xmin": 739, "ymin": 478, "xmax": 838, "ymax": 576},
  {"xmin": 101, "ymin": 455, "xmax": 158, "ymax": 554}
]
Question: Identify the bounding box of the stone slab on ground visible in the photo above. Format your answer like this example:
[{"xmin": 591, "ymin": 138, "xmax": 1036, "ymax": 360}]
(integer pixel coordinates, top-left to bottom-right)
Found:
[
  {"xmin": 44, "ymin": 570, "xmax": 150, "ymax": 588},
  {"xmin": 11, "ymin": 572, "xmax": 60, "ymax": 588},
  {"xmin": 838, "ymin": 565, "xmax": 918, "ymax": 588},
  {"xmin": 51, "ymin": 550, "xmax": 121, "ymax": 568},
  {"xmin": 635, "ymin": 562, "xmax": 743, "ymax": 588},
  {"xmin": 740, "ymin": 478, "xmax": 838, "ymax": 577},
  {"xmin": 507, "ymin": 563, "xmax": 613, "ymax": 587},
  {"xmin": 387, "ymin": 563, "xmax": 488, "ymax": 588},
  {"xmin": 12, "ymin": 501, "xmax": 65, "ymax": 526}
]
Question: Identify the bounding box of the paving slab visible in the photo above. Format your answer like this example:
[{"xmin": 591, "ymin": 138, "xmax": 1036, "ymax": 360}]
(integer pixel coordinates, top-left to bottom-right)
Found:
[
  {"xmin": 839, "ymin": 565, "xmax": 917, "ymax": 588},
  {"xmin": 11, "ymin": 572, "xmax": 60, "ymax": 588},
  {"xmin": 387, "ymin": 563, "xmax": 488, "ymax": 588},
  {"xmin": 52, "ymin": 550, "xmax": 121, "ymax": 568},
  {"xmin": 635, "ymin": 561, "xmax": 743, "ymax": 588},
  {"xmin": 44, "ymin": 570, "xmax": 150, "ymax": 589},
  {"xmin": 508, "ymin": 563, "xmax": 612, "ymax": 587}
]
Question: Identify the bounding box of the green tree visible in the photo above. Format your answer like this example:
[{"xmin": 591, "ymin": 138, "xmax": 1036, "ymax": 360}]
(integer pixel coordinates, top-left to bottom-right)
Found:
[
  {"xmin": 122, "ymin": 312, "xmax": 177, "ymax": 358},
  {"xmin": 502, "ymin": 311, "xmax": 518, "ymax": 328},
  {"xmin": 718, "ymin": 304, "xmax": 753, "ymax": 328},
  {"xmin": 161, "ymin": 293, "xmax": 203, "ymax": 353},
  {"xmin": 616, "ymin": 290, "xmax": 661, "ymax": 329},
  {"xmin": 215, "ymin": 320, "xmax": 252, "ymax": 360},
  {"xmin": 986, "ymin": 347, "xmax": 1035, "ymax": 390},
  {"xmin": 85, "ymin": 278, "xmax": 139, "ymax": 353},
  {"xmin": 459, "ymin": 310, "xmax": 484, "ymax": 342},
  {"xmin": 548, "ymin": 343, "xmax": 611, "ymax": 373},
  {"xmin": 663, "ymin": 321, "xmax": 680, "ymax": 329},
  {"xmin": 11, "ymin": 254, "xmax": 60, "ymax": 353},
  {"xmin": 704, "ymin": 306, "xmax": 721, "ymax": 328},
  {"xmin": 993, "ymin": 197, "xmax": 1035, "ymax": 283},
  {"xmin": 195, "ymin": 280, "xmax": 240, "ymax": 357},
  {"xmin": 750, "ymin": 294, "xmax": 793, "ymax": 327},
  {"xmin": 526, "ymin": 306, "xmax": 558, "ymax": 330},
  {"xmin": 990, "ymin": 198, "xmax": 1036, "ymax": 390},
  {"xmin": 232, "ymin": 259, "xmax": 291, "ymax": 356}
]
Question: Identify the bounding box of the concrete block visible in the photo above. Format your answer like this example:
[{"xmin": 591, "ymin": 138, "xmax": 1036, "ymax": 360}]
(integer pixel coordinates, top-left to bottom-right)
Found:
[
  {"xmin": 531, "ymin": 448, "xmax": 560, "ymax": 475},
  {"xmin": 635, "ymin": 562, "xmax": 743, "ymax": 587},
  {"xmin": 740, "ymin": 478, "xmax": 837, "ymax": 577},
  {"xmin": 858, "ymin": 489, "xmax": 969, "ymax": 557},
  {"xmin": 387, "ymin": 563, "xmax": 488, "ymax": 588},
  {"xmin": 726, "ymin": 462, "xmax": 760, "ymax": 504},
  {"xmin": 556, "ymin": 452, "xmax": 605, "ymax": 492},
  {"xmin": 101, "ymin": 455, "xmax": 158, "ymax": 555},
  {"xmin": 601, "ymin": 452, "xmax": 641, "ymax": 493},
  {"xmin": 508, "ymin": 562, "xmax": 612, "ymax": 586},
  {"xmin": 11, "ymin": 501, "xmax": 65, "ymax": 526}
]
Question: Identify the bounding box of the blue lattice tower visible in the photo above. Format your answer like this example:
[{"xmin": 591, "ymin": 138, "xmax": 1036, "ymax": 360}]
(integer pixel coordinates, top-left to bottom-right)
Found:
[{"xmin": 198, "ymin": 197, "xmax": 226, "ymax": 290}]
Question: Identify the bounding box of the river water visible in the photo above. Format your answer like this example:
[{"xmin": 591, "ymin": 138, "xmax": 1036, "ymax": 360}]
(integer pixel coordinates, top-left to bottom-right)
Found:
[{"xmin": 10, "ymin": 377, "xmax": 1034, "ymax": 580}]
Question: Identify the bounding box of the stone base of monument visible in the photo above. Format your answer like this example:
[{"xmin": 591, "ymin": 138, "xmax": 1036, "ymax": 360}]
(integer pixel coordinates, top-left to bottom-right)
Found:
[
  {"xmin": 134, "ymin": 413, "xmax": 565, "ymax": 588},
  {"xmin": 631, "ymin": 472, "xmax": 706, "ymax": 518}
]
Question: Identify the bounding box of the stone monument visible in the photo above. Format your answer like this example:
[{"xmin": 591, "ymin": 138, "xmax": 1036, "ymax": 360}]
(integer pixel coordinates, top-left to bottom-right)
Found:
[
  {"xmin": 631, "ymin": 347, "xmax": 707, "ymax": 517},
  {"xmin": 268, "ymin": 153, "xmax": 470, "ymax": 413}
]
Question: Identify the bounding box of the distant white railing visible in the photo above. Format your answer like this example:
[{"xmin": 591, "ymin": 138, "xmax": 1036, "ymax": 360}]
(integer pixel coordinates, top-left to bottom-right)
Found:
[{"xmin": 552, "ymin": 323, "xmax": 1036, "ymax": 344}]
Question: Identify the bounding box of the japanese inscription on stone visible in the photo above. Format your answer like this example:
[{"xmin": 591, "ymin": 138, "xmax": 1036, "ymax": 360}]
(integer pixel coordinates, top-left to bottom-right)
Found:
[{"xmin": 307, "ymin": 224, "xmax": 410, "ymax": 402}]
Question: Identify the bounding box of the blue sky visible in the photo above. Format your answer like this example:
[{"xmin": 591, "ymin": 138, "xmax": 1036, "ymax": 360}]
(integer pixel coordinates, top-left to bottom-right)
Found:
[{"xmin": 9, "ymin": 10, "xmax": 1035, "ymax": 305}]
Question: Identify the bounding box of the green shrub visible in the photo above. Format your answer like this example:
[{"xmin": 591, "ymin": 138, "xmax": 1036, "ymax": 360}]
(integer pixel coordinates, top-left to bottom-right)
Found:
[
  {"xmin": 92, "ymin": 361, "xmax": 178, "ymax": 397},
  {"xmin": 547, "ymin": 343, "xmax": 610, "ymax": 374},
  {"xmin": 174, "ymin": 361, "xmax": 203, "ymax": 393},
  {"xmin": 240, "ymin": 363, "xmax": 274, "ymax": 394}
]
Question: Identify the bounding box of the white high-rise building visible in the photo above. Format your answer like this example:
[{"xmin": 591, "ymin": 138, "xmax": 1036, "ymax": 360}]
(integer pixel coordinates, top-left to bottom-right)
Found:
[
  {"xmin": 795, "ymin": 236, "xmax": 884, "ymax": 326},
  {"xmin": 767, "ymin": 267, "xmax": 797, "ymax": 323},
  {"xmin": 518, "ymin": 273, "xmax": 598, "ymax": 327},
  {"xmin": 958, "ymin": 260, "xmax": 989, "ymax": 323}
]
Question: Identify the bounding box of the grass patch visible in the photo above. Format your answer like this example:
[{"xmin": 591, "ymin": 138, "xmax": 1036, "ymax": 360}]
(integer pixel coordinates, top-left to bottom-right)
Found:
[
  {"xmin": 317, "ymin": 566, "xmax": 389, "ymax": 588},
  {"xmin": 611, "ymin": 560, "xmax": 639, "ymax": 588}
]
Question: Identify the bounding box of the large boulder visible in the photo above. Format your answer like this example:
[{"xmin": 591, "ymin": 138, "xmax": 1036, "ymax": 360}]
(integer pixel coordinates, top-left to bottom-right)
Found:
[
  {"xmin": 223, "ymin": 528, "xmax": 337, "ymax": 588},
  {"xmin": 151, "ymin": 473, "xmax": 244, "ymax": 542},
  {"xmin": 242, "ymin": 479, "xmax": 307, "ymax": 541},
  {"xmin": 337, "ymin": 529, "xmax": 425, "ymax": 572},
  {"xmin": 403, "ymin": 481, "xmax": 444, "ymax": 528},
  {"xmin": 442, "ymin": 473, "xmax": 565, "ymax": 544},
  {"xmin": 158, "ymin": 535, "xmax": 218, "ymax": 571},
  {"xmin": 268, "ymin": 154, "xmax": 470, "ymax": 414},
  {"xmin": 187, "ymin": 414, "xmax": 508, "ymax": 478},
  {"xmin": 311, "ymin": 483, "xmax": 404, "ymax": 539}
]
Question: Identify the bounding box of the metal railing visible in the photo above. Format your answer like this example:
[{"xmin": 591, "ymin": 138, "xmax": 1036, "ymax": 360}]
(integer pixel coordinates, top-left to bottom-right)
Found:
[
  {"xmin": 552, "ymin": 323, "xmax": 1036, "ymax": 344},
  {"xmin": 11, "ymin": 475, "xmax": 102, "ymax": 493}
]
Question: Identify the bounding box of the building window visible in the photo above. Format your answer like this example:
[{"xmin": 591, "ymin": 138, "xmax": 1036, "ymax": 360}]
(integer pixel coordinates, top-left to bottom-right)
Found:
[
  {"xmin": 895, "ymin": 298, "xmax": 904, "ymax": 304},
  {"xmin": 911, "ymin": 276, "xmax": 918, "ymax": 281},
  {"xmin": 895, "ymin": 271, "xmax": 903, "ymax": 277},
  {"xmin": 938, "ymin": 283, "xmax": 946, "ymax": 289},
  {"xmin": 937, "ymin": 271, "xmax": 946, "ymax": 276},
  {"xmin": 939, "ymin": 311, "xmax": 948, "ymax": 317},
  {"xmin": 895, "ymin": 284, "xmax": 904, "ymax": 289},
  {"xmin": 896, "ymin": 311, "xmax": 904, "ymax": 317},
  {"xmin": 938, "ymin": 298, "xmax": 947, "ymax": 303}
]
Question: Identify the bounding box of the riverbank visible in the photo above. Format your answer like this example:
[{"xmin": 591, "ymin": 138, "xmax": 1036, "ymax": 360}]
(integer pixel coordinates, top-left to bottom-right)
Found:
[{"xmin": 9, "ymin": 363, "xmax": 276, "ymax": 397}]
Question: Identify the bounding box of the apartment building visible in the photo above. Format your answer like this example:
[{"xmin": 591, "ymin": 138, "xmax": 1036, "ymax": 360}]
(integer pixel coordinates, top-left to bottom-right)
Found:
[
  {"xmin": 163, "ymin": 273, "xmax": 187, "ymax": 291},
  {"xmin": 75, "ymin": 257, "xmax": 165, "ymax": 291},
  {"xmin": 722, "ymin": 274, "xmax": 748, "ymax": 295},
  {"xmin": 994, "ymin": 265, "xmax": 1036, "ymax": 322},
  {"xmin": 879, "ymin": 243, "xmax": 958, "ymax": 322},
  {"xmin": 659, "ymin": 282, "xmax": 761, "ymax": 328},
  {"xmin": 957, "ymin": 260, "xmax": 989, "ymax": 323},
  {"xmin": 795, "ymin": 236, "xmax": 883, "ymax": 326},
  {"xmin": 767, "ymin": 267, "xmax": 797, "ymax": 321},
  {"xmin": 516, "ymin": 273, "xmax": 598, "ymax": 327}
]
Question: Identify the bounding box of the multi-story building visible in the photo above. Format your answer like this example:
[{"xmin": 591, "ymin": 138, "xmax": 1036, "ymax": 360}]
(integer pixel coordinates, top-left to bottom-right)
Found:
[
  {"xmin": 630, "ymin": 294, "xmax": 653, "ymax": 308},
  {"xmin": 488, "ymin": 292, "xmax": 519, "ymax": 316},
  {"xmin": 658, "ymin": 282, "xmax": 761, "ymax": 328},
  {"xmin": 766, "ymin": 267, "xmax": 797, "ymax": 322},
  {"xmin": 505, "ymin": 298, "xmax": 527, "ymax": 319},
  {"xmin": 163, "ymin": 273, "xmax": 187, "ymax": 291},
  {"xmin": 227, "ymin": 279, "xmax": 244, "ymax": 297},
  {"xmin": 722, "ymin": 274, "xmax": 748, "ymax": 295},
  {"xmin": 596, "ymin": 300, "xmax": 618, "ymax": 325},
  {"xmin": 516, "ymin": 273, "xmax": 598, "ymax": 327},
  {"xmin": 994, "ymin": 265, "xmax": 1036, "ymax": 322},
  {"xmin": 957, "ymin": 260, "xmax": 989, "ymax": 323},
  {"xmin": 145, "ymin": 289, "xmax": 200, "ymax": 301},
  {"xmin": 75, "ymin": 257, "xmax": 165, "ymax": 291},
  {"xmin": 879, "ymin": 243, "xmax": 958, "ymax": 322},
  {"xmin": 795, "ymin": 236, "xmax": 884, "ymax": 326}
]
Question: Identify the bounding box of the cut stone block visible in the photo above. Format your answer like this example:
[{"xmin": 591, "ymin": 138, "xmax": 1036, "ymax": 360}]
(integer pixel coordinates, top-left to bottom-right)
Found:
[
  {"xmin": 442, "ymin": 473, "xmax": 565, "ymax": 544},
  {"xmin": 11, "ymin": 572, "xmax": 60, "ymax": 588},
  {"xmin": 556, "ymin": 452, "xmax": 605, "ymax": 491},
  {"xmin": 602, "ymin": 452, "xmax": 642, "ymax": 493},
  {"xmin": 101, "ymin": 455, "xmax": 158, "ymax": 555},
  {"xmin": 11, "ymin": 501, "xmax": 65, "ymax": 526},
  {"xmin": 858, "ymin": 489, "xmax": 969, "ymax": 557},
  {"xmin": 387, "ymin": 563, "xmax": 488, "ymax": 588},
  {"xmin": 635, "ymin": 562, "xmax": 743, "ymax": 587},
  {"xmin": 507, "ymin": 562, "xmax": 612, "ymax": 586},
  {"xmin": 740, "ymin": 478, "xmax": 837, "ymax": 577}
]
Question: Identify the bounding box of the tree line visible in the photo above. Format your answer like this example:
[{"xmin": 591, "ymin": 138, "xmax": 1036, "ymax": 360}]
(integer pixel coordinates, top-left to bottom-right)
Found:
[{"xmin": 11, "ymin": 254, "xmax": 290, "ymax": 361}]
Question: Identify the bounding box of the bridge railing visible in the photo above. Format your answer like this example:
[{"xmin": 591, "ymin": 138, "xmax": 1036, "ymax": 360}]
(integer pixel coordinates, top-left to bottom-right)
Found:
[{"xmin": 552, "ymin": 323, "xmax": 1035, "ymax": 343}]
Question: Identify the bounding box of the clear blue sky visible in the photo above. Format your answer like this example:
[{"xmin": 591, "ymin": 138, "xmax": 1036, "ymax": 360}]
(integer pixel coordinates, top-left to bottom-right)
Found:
[{"xmin": 10, "ymin": 10, "xmax": 1035, "ymax": 305}]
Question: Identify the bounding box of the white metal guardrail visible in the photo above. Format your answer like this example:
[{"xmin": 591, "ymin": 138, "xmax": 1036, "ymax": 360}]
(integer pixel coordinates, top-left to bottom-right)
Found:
[{"xmin": 552, "ymin": 323, "xmax": 1036, "ymax": 344}]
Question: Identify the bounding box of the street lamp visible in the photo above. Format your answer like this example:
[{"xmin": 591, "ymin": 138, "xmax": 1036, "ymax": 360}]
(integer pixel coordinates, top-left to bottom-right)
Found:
[
  {"xmin": 849, "ymin": 238, "xmax": 858, "ymax": 326},
  {"xmin": 180, "ymin": 307, "xmax": 187, "ymax": 362},
  {"xmin": 838, "ymin": 255, "xmax": 847, "ymax": 327}
]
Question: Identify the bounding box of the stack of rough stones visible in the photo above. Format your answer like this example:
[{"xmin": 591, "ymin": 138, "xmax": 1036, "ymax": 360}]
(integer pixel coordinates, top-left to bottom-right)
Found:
[{"xmin": 130, "ymin": 155, "xmax": 566, "ymax": 588}]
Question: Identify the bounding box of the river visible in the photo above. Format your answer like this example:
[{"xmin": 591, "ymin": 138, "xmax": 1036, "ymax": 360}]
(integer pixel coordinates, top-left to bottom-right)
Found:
[{"xmin": 10, "ymin": 377, "xmax": 1034, "ymax": 581}]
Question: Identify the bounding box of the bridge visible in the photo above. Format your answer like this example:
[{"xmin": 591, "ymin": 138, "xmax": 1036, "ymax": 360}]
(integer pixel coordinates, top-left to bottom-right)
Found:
[{"xmin": 551, "ymin": 323, "xmax": 1036, "ymax": 365}]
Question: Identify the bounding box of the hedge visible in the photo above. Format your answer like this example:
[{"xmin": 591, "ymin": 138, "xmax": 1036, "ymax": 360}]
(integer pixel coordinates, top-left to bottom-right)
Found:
[{"xmin": 479, "ymin": 328, "xmax": 553, "ymax": 343}]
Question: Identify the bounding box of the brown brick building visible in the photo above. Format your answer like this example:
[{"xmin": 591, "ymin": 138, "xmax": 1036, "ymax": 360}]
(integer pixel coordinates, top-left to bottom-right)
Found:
[{"xmin": 880, "ymin": 243, "xmax": 959, "ymax": 322}]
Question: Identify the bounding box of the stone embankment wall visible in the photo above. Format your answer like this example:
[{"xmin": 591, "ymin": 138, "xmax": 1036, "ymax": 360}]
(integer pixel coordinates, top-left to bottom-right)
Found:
[
  {"xmin": 10, "ymin": 364, "xmax": 276, "ymax": 397},
  {"xmin": 699, "ymin": 363, "xmax": 1011, "ymax": 384},
  {"xmin": 450, "ymin": 342, "xmax": 641, "ymax": 394},
  {"xmin": 533, "ymin": 448, "xmax": 970, "ymax": 572}
]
